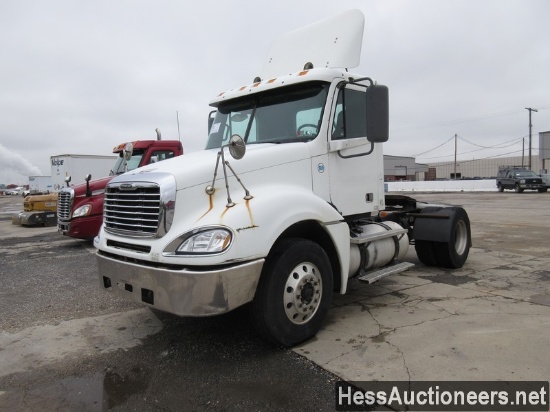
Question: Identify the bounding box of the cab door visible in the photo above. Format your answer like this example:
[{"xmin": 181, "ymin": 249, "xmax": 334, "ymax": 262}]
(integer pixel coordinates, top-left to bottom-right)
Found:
[{"xmin": 327, "ymin": 84, "xmax": 384, "ymax": 217}]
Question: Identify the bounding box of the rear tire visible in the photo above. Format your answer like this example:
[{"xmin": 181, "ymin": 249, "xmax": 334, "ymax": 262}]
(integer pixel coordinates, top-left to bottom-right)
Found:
[
  {"xmin": 433, "ymin": 207, "xmax": 471, "ymax": 268},
  {"xmin": 251, "ymin": 238, "xmax": 333, "ymax": 347}
]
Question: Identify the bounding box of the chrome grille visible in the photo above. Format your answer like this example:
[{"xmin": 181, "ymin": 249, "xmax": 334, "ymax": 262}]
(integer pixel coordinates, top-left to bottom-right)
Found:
[
  {"xmin": 57, "ymin": 189, "xmax": 74, "ymax": 221},
  {"xmin": 104, "ymin": 183, "xmax": 161, "ymax": 237}
]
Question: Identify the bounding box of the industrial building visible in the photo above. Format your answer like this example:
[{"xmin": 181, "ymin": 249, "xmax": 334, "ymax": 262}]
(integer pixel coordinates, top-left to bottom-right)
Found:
[
  {"xmin": 383, "ymin": 155, "xmax": 429, "ymax": 181},
  {"xmin": 385, "ymin": 131, "xmax": 550, "ymax": 181}
]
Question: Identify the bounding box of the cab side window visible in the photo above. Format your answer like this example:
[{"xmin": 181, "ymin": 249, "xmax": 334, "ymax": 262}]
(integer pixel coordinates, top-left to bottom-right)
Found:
[
  {"xmin": 331, "ymin": 88, "xmax": 367, "ymax": 140},
  {"xmin": 148, "ymin": 150, "xmax": 175, "ymax": 164}
]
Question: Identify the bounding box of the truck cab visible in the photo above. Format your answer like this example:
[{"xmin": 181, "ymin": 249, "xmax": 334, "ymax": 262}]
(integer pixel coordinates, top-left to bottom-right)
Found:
[{"xmin": 58, "ymin": 138, "xmax": 183, "ymax": 239}]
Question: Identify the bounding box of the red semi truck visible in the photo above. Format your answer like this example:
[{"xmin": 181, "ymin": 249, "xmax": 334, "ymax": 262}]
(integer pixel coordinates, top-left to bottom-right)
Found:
[{"xmin": 57, "ymin": 137, "xmax": 183, "ymax": 239}]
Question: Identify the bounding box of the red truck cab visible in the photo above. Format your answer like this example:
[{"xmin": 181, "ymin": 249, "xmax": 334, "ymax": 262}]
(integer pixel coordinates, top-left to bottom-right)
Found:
[{"xmin": 57, "ymin": 139, "xmax": 183, "ymax": 239}]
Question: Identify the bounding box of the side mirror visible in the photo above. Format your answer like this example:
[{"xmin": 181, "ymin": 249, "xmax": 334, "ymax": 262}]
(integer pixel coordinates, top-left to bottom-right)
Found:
[
  {"xmin": 366, "ymin": 84, "xmax": 389, "ymax": 143},
  {"xmin": 123, "ymin": 142, "xmax": 133, "ymax": 161},
  {"xmin": 123, "ymin": 142, "xmax": 133, "ymax": 173}
]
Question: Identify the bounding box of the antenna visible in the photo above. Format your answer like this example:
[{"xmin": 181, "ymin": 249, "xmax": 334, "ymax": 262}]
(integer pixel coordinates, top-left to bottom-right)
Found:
[{"xmin": 176, "ymin": 111, "xmax": 181, "ymax": 142}]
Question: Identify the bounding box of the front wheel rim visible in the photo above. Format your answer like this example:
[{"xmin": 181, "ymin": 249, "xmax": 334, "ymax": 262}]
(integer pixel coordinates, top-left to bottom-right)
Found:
[{"xmin": 283, "ymin": 262, "xmax": 323, "ymax": 325}]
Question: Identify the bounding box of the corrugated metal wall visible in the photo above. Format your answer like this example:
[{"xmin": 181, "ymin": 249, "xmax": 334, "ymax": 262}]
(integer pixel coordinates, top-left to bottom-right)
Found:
[{"xmin": 428, "ymin": 156, "xmax": 546, "ymax": 179}]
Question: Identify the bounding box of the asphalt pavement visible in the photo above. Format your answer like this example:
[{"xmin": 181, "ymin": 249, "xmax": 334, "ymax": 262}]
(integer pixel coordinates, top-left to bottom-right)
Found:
[
  {"xmin": 1, "ymin": 192, "xmax": 550, "ymax": 411},
  {"xmin": 0, "ymin": 194, "xmax": 340, "ymax": 411}
]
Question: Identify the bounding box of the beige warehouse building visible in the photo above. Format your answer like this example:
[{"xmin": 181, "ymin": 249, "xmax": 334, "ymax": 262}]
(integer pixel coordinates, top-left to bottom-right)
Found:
[
  {"xmin": 385, "ymin": 131, "xmax": 550, "ymax": 181},
  {"xmin": 425, "ymin": 155, "xmax": 545, "ymax": 180}
]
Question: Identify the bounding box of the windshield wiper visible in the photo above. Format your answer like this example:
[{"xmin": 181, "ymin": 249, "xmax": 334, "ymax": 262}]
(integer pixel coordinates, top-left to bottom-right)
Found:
[{"xmin": 243, "ymin": 103, "xmax": 257, "ymax": 143}]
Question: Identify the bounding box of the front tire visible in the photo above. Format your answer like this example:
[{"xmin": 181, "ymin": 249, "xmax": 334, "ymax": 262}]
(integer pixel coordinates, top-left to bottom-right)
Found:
[
  {"xmin": 515, "ymin": 184, "xmax": 524, "ymax": 193},
  {"xmin": 251, "ymin": 238, "xmax": 333, "ymax": 347}
]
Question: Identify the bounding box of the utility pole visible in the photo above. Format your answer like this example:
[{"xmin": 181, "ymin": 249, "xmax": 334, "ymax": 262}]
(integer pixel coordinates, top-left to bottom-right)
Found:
[
  {"xmin": 525, "ymin": 107, "xmax": 538, "ymax": 169},
  {"xmin": 454, "ymin": 133, "xmax": 457, "ymax": 179},
  {"xmin": 521, "ymin": 137, "xmax": 525, "ymax": 167}
]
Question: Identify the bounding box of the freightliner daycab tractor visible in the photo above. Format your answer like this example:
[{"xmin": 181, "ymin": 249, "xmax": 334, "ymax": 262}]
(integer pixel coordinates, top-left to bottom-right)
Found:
[
  {"xmin": 95, "ymin": 10, "xmax": 472, "ymax": 347},
  {"xmin": 58, "ymin": 132, "xmax": 183, "ymax": 239}
]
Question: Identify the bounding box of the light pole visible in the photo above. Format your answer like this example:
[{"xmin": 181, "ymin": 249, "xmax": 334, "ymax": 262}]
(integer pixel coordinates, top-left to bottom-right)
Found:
[{"xmin": 525, "ymin": 107, "xmax": 538, "ymax": 169}]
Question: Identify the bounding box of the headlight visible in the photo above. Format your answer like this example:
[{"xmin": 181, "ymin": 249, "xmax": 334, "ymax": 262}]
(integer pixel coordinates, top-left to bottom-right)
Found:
[
  {"xmin": 520, "ymin": 179, "xmax": 525, "ymax": 184},
  {"xmin": 176, "ymin": 228, "xmax": 233, "ymax": 254},
  {"xmin": 72, "ymin": 204, "xmax": 92, "ymax": 218}
]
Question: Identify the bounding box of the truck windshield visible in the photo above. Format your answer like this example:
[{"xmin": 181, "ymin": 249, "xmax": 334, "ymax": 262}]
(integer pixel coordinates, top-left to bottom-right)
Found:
[
  {"xmin": 109, "ymin": 150, "xmax": 145, "ymax": 175},
  {"xmin": 205, "ymin": 82, "xmax": 329, "ymax": 149}
]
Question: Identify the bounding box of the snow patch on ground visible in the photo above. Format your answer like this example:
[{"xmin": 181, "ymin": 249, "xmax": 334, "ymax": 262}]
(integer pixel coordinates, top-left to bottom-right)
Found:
[{"xmin": 387, "ymin": 179, "xmax": 497, "ymax": 192}]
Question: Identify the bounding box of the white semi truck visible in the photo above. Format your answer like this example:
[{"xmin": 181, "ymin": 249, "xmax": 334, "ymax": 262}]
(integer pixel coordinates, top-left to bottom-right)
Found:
[{"xmin": 94, "ymin": 10, "xmax": 472, "ymax": 347}]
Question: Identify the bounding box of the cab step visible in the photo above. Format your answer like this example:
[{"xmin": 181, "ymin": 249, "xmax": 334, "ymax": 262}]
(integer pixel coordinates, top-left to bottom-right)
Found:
[{"xmin": 357, "ymin": 261, "xmax": 415, "ymax": 284}]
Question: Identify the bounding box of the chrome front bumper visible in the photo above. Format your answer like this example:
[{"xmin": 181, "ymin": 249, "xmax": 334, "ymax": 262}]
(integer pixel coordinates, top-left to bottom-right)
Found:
[{"xmin": 96, "ymin": 251, "xmax": 264, "ymax": 316}]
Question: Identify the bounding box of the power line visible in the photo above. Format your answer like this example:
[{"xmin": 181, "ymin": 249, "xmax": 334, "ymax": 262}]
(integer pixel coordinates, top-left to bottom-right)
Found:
[
  {"xmin": 414, "ymin": 135, "xmax": 548, "ymax": 164},
  {"xmin": 457, "ymin": 135, "xmax": 524, "ymax": 149},
  {"xmin": 415, "ymin": 129, "xmax": 547, "ymax": 158},
  {"xmin": 395, "ymin": 104, "xmax": 550, "ymax": 134},
  {"xmin": 416, "ymin": 134, "xmax": 528, "ymax": 160},
  {"xmin": 412, "ymin": 135, "xmax": 455, "ymax": 157},
  {"xmin": 423, "ymin": 150, "xmax": 528, "ymax": 170}
]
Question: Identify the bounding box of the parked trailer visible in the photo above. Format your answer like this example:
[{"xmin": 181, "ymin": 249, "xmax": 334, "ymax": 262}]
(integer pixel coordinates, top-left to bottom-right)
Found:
[
  {"xmin": 51, "ymin": 154, "xmax": 116, "ymax": 191},
  {"xmin": 27, "ymin": 176, "xmax": 52, "ymax": 195}
]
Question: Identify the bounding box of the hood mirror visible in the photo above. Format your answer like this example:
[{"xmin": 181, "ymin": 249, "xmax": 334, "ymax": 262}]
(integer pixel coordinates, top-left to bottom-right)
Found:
[
  {"xmin": 228, "ymin": 135, "xmax": 246, "ymax": 160},
  {"xmin": 206, "ymin": 134, "xmax": 252, "ymax": 207},
  {"xmin": 85, "ymin": 174, "xmax": 92, "ymax": 197}
]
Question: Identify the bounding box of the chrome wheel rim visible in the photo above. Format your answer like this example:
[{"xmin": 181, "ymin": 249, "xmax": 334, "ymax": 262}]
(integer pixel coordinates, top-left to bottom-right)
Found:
[{"xmin": 283, "ymin": 262, "xmax": 322, "ymax": 325}]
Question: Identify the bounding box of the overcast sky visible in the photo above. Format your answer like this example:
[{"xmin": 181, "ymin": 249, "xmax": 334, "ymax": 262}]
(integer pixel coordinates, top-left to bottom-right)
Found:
[{"xmin": 1, "ymin": 0, "xmax": 549, "ymax": 185}]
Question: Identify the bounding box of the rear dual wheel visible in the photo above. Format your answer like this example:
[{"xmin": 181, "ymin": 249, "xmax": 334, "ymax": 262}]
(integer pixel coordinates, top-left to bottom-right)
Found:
[{"xmin": 415, "ymin": 207, "xmax": 471, "ymax": 269}]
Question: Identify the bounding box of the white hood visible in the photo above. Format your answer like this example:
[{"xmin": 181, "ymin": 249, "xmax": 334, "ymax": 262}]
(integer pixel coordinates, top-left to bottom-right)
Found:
[{"xmin": 121, "ymin": 143, "xmax": 312, "ymax": 191}]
